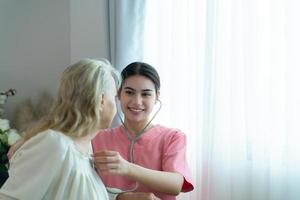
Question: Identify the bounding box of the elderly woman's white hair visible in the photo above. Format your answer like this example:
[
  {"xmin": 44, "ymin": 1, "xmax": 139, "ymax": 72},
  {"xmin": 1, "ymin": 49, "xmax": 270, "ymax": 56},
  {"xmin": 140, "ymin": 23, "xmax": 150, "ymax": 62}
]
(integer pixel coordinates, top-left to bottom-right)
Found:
[{"xmin": 24, "ymin": 58, "xmax": 120, "ymax": 140}]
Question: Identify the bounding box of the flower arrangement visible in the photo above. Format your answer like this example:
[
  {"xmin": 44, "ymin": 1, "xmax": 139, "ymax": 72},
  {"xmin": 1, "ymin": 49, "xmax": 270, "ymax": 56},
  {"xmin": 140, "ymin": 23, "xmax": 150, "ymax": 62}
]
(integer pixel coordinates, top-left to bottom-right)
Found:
[
  {"xmin": 0, "ymin": 89, "xmax": 21, "ymax": 187},
  {"xmin": 0, "ymin": 118, "xmax": 20, "ymax": 172}
]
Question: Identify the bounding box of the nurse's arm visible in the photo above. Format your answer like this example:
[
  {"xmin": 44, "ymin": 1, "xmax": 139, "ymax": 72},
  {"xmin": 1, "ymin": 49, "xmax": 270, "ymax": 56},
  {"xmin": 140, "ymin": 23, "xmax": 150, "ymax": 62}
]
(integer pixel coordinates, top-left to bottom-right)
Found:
[
  {"xmin": 127, "ymin": 162, "xmax": 184, "ymax": 195},
  {"xmin": 94, "ymin": 150, "xmax": 184, "ymax": 196}
]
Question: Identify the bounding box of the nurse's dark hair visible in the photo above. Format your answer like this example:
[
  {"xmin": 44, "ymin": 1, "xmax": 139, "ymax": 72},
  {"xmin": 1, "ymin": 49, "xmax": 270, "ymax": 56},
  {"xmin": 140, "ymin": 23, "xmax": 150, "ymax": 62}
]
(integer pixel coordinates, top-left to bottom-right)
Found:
[{"xmin": 120, "ymin": 62, "xmax": 160, "ymax": 93}]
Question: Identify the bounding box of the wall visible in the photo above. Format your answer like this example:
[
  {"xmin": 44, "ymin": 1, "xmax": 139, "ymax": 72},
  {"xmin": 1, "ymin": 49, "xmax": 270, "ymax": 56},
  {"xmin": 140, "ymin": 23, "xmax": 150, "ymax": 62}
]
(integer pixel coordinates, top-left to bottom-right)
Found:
[
  {"xmin": 0, "ymin": 0, "xmax": 109, "ymax": 122},
  {"xmin": 70, "ymin": 0, "xmax": 109, "ymax": 63}
]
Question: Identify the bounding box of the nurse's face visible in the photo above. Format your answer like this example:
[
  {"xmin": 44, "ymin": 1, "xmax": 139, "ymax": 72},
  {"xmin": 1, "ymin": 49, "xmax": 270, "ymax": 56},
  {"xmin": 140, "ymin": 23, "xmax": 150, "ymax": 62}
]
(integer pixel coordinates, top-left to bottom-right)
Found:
[{"xmin": 119, "ymin": 75, "xmax": 158, "ymax": 125}]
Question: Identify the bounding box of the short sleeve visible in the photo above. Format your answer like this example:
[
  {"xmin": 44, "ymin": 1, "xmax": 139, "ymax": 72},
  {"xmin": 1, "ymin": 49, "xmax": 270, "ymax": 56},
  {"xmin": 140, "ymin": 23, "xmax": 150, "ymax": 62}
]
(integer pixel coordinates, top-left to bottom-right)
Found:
[
  {"xmin": 162, "ymin": 131, "xmax": 194, "ymax": 192},
  {"xmin": 0, "ymin": 130, "xmax": 67, "ymax": 200}
]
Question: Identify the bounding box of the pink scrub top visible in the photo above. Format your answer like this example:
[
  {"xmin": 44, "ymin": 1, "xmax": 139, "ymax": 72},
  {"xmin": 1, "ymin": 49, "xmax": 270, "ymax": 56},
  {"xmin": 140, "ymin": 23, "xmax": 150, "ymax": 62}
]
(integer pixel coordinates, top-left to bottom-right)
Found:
[{"xmin": 92, "ymin": 124, "xmax": 194, "ymax": 200}]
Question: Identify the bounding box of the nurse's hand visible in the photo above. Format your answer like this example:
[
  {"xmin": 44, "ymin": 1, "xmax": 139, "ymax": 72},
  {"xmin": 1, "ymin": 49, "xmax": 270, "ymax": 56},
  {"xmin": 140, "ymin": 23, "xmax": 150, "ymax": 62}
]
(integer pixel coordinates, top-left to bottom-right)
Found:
[
  {"xmin": 117, "ymin": 192, "xmax": 161, "ymax": 200},
  {"xmin": 7, "ymin": 138, "xmax": 25, "ymax": 159},
  {"xmin": 93, "ymin": 150, "xmax": 132, "ymax": 176}
]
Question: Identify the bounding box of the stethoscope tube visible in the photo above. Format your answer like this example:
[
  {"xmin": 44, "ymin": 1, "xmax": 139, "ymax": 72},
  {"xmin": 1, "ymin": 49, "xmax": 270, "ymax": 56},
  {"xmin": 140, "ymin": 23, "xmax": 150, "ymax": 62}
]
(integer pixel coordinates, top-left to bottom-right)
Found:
[{"xmin": 107, "ymin": 99, "xmax": 162, "ymax": 194}]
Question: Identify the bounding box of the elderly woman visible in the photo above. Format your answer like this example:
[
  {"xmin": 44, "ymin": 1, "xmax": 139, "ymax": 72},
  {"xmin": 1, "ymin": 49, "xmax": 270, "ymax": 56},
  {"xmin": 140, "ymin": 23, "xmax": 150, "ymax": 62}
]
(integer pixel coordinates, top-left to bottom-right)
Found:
[{"xmin": 0, "ymin": 59, "xmax": 119, "ymax": 200}]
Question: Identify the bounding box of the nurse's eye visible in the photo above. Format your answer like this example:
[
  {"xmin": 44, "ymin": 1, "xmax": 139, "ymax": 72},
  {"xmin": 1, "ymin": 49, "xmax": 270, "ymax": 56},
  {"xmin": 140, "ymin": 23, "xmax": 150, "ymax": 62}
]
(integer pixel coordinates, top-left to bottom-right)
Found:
[
  {"xmin": 125, "ymin": 90, "xmax": 134, "ymax": 95},
  {"xmin": 142, "ymin": 93, "xmax": 152, "ymax": 97}
]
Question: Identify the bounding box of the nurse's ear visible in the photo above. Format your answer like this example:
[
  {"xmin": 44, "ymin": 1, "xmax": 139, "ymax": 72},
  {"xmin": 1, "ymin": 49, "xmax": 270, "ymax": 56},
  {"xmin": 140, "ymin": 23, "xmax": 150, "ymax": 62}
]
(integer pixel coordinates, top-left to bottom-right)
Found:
[
  {"xmin": 117, "ymin": 88, "xmax": 121, "ymax": 100},
  {"xmin": 155, "ymin": 91, "xmax": 160, "ymax": 104}
]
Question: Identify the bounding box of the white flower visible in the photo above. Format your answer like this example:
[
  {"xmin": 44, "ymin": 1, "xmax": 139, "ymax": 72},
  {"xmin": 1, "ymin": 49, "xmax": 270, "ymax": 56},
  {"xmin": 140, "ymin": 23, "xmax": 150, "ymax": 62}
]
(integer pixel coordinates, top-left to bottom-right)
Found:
[
  {"xmin": 0, "ymin": 95, "xmax": 7, "ymax": 105},
  {"xmin": 0, "ymin": 118, "xmax": 10, "ymax": 131},
  {"xmin": 7, "ymin": 129, "xmax": 21, "ymax": 145}
]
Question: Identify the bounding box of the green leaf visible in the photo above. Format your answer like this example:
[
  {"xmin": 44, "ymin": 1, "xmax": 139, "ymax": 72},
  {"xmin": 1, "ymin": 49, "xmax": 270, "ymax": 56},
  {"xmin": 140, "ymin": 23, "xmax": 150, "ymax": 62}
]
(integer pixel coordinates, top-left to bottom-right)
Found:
[
  {"xmin": 0, "ymin": 164, "xmax": 8, "ymax": 172},
  {"xmin": 0, "ymin": 132, "xmax": 8, "ymax": 145}
]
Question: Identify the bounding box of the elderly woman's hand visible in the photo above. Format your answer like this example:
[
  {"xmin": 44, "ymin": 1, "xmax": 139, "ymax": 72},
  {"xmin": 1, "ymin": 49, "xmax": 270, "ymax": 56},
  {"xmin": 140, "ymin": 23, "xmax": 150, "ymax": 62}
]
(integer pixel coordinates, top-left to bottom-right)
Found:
[{"xmin": 7, "ymin": 138, "xmax": 25, "ymax": 160}]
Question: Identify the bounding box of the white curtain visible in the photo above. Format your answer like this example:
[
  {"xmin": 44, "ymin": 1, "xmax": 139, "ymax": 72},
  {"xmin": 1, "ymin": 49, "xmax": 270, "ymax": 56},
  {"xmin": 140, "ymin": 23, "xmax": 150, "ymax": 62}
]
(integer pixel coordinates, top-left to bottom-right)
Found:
[
  {"xmin": 143, "ymin": 0, "xmax": 300, "ymax": 200},
  {"xmin": 107, "ymin": 0, "xmax": 146, "ymax": 127},
  {"xmin": 107, "ymin": 0, "xmax": 146, "ymax": 70}
]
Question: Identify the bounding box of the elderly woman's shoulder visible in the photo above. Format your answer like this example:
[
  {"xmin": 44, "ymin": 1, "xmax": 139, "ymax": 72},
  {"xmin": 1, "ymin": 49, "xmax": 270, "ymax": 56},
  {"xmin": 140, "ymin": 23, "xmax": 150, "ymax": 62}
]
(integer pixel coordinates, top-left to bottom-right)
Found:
[{"xmin": 25, "ymin": 129, "xmax": 72, "ymax": 151}]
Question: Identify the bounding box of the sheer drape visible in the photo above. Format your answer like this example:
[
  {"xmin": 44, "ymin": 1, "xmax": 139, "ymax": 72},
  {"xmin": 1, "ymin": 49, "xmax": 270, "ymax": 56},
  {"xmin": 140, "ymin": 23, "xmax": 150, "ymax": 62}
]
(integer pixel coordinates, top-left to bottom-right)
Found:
[
  {"xmin": 107, "ymin": 0, "xmax": 146, "ymax": 127},
  {"xmin": 143, "ymin": 0, "xmax": 300, "ymax": 200},
  {"xmin": 107, "ymin": 0, "xmax": 146, "ymax": 70}
]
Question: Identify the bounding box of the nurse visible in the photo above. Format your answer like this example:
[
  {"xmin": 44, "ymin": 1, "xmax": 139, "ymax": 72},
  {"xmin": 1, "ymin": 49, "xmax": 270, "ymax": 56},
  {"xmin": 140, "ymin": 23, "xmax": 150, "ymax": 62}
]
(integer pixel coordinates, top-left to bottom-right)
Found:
[{"xmin": 92, "ymin": 62, "xmax": 194, "ymax": 200}]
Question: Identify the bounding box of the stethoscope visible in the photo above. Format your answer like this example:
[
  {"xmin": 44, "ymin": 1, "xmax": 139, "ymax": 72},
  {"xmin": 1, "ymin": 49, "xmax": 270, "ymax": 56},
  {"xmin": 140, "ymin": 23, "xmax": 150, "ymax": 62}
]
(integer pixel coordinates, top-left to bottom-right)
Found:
[{"xmin": 106, "ymin": 99, "xmax": 162, "ymax": 194}]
